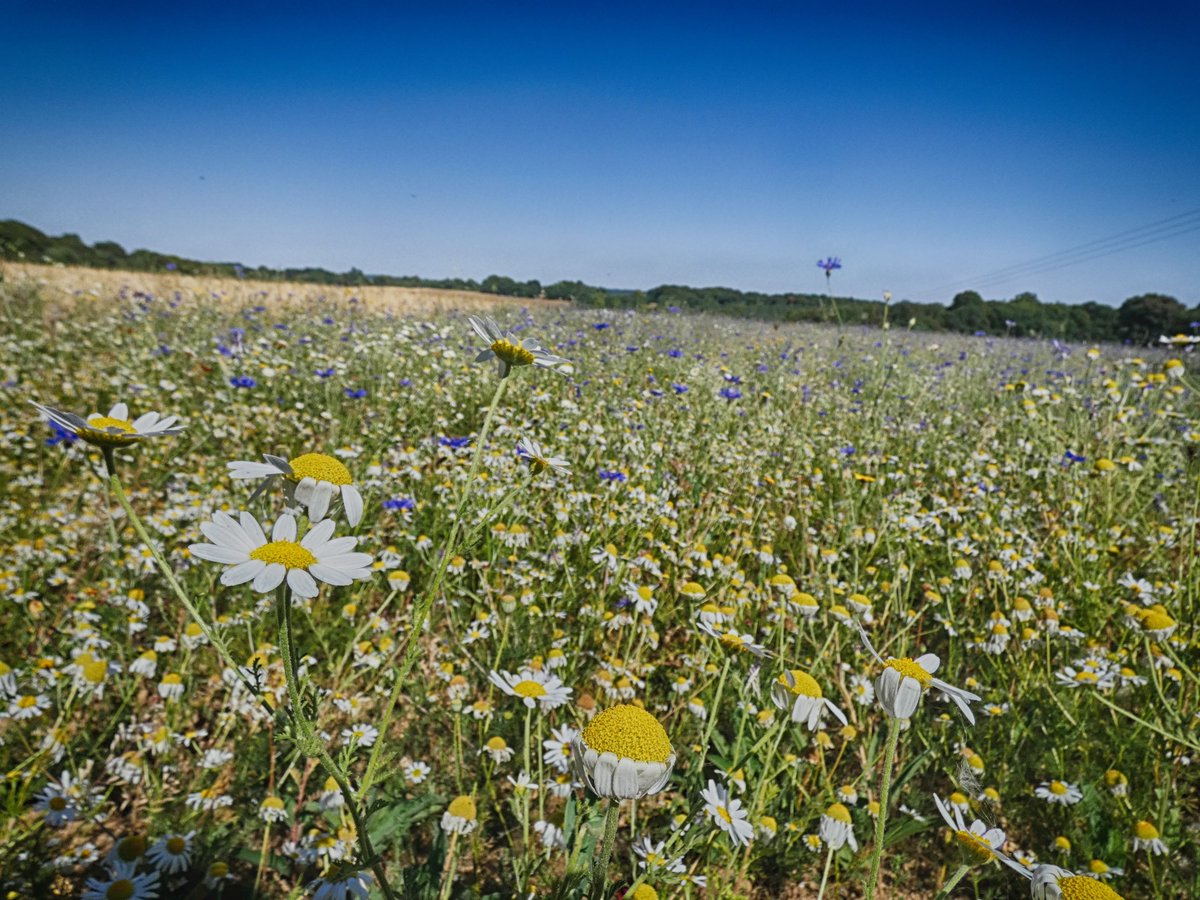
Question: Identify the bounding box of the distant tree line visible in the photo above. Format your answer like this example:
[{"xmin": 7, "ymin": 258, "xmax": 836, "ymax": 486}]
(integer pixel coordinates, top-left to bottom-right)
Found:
[{"xmin": 2, "ymin": 219, "xmax": 1194, "ymax": 344}]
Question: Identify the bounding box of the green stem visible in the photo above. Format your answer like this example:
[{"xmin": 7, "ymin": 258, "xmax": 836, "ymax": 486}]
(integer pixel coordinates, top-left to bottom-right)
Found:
[
  {"xmin": 695, "ymin": 657, "xmax": 732, "ymax": 777},
  {"xmin": 865, "ymin": 717, "xmax": 901, "ymax": 900},
  {"xmin": 932, "ymin": 863, "xmax": 971, "ymax": 900},
  {"xmin": 276, "ymin": 587, "xmax": 396, "ymax": 900},
  {"xmin": 362, "ymin": 375, "xmax": 510, "ymax": 797},
  {"xmin": 590, "ymin": 799, "xmax": 621, "ymax": 900},
  {"xmin": 816, "ymin": 844, "xmax": 835, "ymax": 900}
]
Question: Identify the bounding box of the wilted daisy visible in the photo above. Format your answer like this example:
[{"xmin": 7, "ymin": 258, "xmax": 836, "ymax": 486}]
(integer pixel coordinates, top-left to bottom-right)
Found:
[
  {"xmin": 819, "ymin": 802, "xmax": 858, "ymax": 851},
  {"xmin": 1131, "ymin": 820, "xmax": 1166, "ymax": 854},
  {"xmin": 1002, "ymin": 861, "xmax": 1126, "ymax": 900},
  {"xmin": 933, "ymin": 793, "xmax": 1004, "ymax": 867},
  {"xmin": 467, "ymin": 314, "xmax": 572, "ymax": 377},
  {"xmin": 517, "ymin": 437, "xmax": 571, "ymax": 475},
  {"xmin": 480, "ymin": 736, "xmax": 515, "ymax": 764},
  {"xmin": 227, "ymin": 452, "xmax": 365, "ymax": 526},
  {"xmin": 32, "ymin": 401, "xmax": 183, "ymax": 449},
  {"xmin": 857, "ymin": 625, "xmax": 979, "ymax": 723},
  {"xmin": 308, "ymin": 867, "xmax": 373, "ymax": 900},
  {"xmin": 441, "ymin": 795, "xmax": 478, "ymax": 835},
  {"xmin": 770, "ymin": 669, "xmax": 848, "ymax": 731},
  {"xmin": 572, "ymin": 704, "xmax": 674, "ymax": 799},
  {"xmin": 700, "ymin": 778, "xmax": 753, "ymax": 847},
  {"xmin": 188, "ymin": 512, "xmax": 373, "ymax": 598},
  {"xmin": 489, "ymin": 668, "xmax": 572, "ymax": 711}
]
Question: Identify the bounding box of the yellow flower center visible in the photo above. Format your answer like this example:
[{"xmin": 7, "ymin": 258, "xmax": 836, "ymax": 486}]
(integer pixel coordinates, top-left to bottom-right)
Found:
[
  {"xmin": 716, "ymin": 806, "xmax": 732, "ymax": 823},
  {"xmin": 17, "ymin": 696, "xmax": 36, "ymax": 709},
  {"xmin": 209, "ymin": 862, "xmax": 229, "ymax": 878},
  {"xmin": 884, "ymin": 657, "xmax": 932, "ymax": 686},
  {"xmin": 447, "ymin": 795, "xmax": 477, "ymax": 820},
  {"xmin": 166, "ymin": 836, "xmax": 187, "ymax": 854},
  {"xmin": 1140, "ymin": 610, "xmax": 1176, "ymax": 631},
  {"xmin": 1049, "ymin": 781, "xmax": 1068, "ymax": 795},
  {"xmin": 106, "ymin": 881, "xmax": 135, "ymax": 900},
  {"xmin": 512, "ymin": 679, "xmax": 547, "ymax": 698},
  {"xmin": 630, "ymin": 885, "xmax": 659, "ymax": 900},
  {"xmin": 82, "ymin": 659, "xmax": 108, "ymax": 684},
  {"xmin": 1088, "ymin": 860, "xmax": 1109, "ymax": 874},
  {"xmin": 954, "ymin": 829, "xmax": 994, "ymax": 865},
  {"xmin": 250, "ymin": 541, "xmax": 317, "ymax": 569},
  {"xmin": 824, "ymin": 803, "xmax": 852, "ymax": 824},
  {"xmin": 288, "ymin": 452, "xmax": 353, "ymax": 485},
  {"xmin": 116, "ymin": 836, "xmax": 146, "ymax": 861},
  {"xmin": 1059, "ymin": 875, "xmax": 1124, "ymax": 900},
  {"xmin": 162, "ymin": 673, "xmax": 182, "ymax": 685},
  {"xmin": 486, "ymin": 737, "xmax": 508, "ymax": 751},
  {"xmin": 491, "ymin": 338, "xmax": 535, "ymax": 367},
  {"xmin": 582, "ymin": 703, "xmax": 673, "ymax": 763},
  {"xmin": 778, "ymin": 669, "xmax": 823, "ymax": 698},
  {"xmin": 49, "ymin": 796, "xmax": 67, "ymax": 811},
  {"xmin": 89, "ymin": 416, "xmax": 135, "ymax": 433},
  {"xmin": 1134, "ymin": 820, "xmax": 1159, "ymax": 839}
]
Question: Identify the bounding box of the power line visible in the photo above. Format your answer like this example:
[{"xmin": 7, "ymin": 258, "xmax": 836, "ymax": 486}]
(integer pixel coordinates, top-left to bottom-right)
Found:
[{"xmin": 913, "ymin": 206, "xmax": 1200, "ymax": 299}]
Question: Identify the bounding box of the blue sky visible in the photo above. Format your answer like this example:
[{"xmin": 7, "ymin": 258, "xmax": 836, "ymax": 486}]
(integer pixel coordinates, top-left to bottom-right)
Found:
[{"xmin": 2, "ymin": 1, "xmax": 1198, "ymax": 305}]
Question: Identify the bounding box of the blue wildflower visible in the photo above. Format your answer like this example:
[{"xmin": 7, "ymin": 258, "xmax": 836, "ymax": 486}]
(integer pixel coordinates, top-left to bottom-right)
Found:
[{"xmin": 230, "ymin": 376, "xmax": 256, "ymax": 388}]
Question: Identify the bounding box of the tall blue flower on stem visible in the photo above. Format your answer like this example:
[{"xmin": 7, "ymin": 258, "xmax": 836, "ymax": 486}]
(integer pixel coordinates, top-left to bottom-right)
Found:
[{"xmin": 816, "ymin": 257, "xmax": 844, "ymax": 327}]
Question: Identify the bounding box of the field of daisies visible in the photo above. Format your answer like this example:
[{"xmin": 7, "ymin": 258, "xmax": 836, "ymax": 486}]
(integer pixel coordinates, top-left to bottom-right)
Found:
[{"xmin": 1, "ymin": 276, "xmax": 1197, "ymax": 900}]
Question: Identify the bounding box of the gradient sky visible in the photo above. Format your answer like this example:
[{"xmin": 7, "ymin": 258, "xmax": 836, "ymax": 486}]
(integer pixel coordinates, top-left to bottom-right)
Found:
[{"xmin": 3, "ymin": 0, "xmax": 1199, "ymax": 305}]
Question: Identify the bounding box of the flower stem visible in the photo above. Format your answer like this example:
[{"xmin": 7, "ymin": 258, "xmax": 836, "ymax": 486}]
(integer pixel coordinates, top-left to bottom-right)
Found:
[
  {"xmin": 865, "ymin": 716, "xmax": 901, "ymax": 900},
  {"xmin": 590, "ymin": 799, "xmax": 621, "ymax": 900},
  {"xmin": 816, "ymin": 844, "xmax": 835, "ymax": 900},
  {"xmin": 932, "ymin": 863, "xmax": 970, "ymax": 900},
  {"xmin": 362, "ymin": 374, "xmax": 510, "ymax": 797},
  {"xmin": 276, "ymin": 586, "xmax": 396, "ymax": 900}
]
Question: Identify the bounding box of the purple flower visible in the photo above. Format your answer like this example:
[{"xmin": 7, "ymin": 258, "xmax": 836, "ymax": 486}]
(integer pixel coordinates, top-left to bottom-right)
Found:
[
  {"xmin": 230, "ymin": 375, "xmax": 256, "ymax": 388},
  {"xmin": 672, "ymin": 383, "xmax": 688, "ymax": 394},
  {"xmin": 719, "ymin": 387, "xmax": 742, "ymax": 401},
  {"xmin": 45, "ymin": 422, "xmax": 78, "ymax": 447},
  {"xmin": 344, "ymin": 387, "xmax": 367, "ymax": 399},
  {"xmin": 817, "ymin": 257, "xmax": 842, "ymax": 274},
  {"xmin": 599, "ymin": 470, "xmax": 627, "ymax": 482},
  {"xmin": 383, "ymin": 497, "xmax": 416, "ymax": 511},
  {"xmin": 440, "ymin": 436, "xmax": 471, "ymax": 449}
]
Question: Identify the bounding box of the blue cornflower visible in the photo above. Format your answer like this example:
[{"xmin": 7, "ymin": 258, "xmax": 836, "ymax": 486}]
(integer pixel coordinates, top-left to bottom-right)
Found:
[
  {"xmin": 45, "ymin": 422, "xmax": 78, "ymax": 446},
  {"xmin": 668, "ymin": 349, "xmax": 683, "ymax": 359},
  {"xmin": 593, "ymin": 322, "xmax": 610, "ymax": 330},
  {"xmin": 344, "ymin": 388, "xmax": 367, "ymax": 399},
  {"xmin": 399, "ymin": 378, "xmax": 412, "ymax": 387},
  {"xmin": 440, "ymin": 436, "xmax": 471, "ymax": 449},
  {"xmin": 719, "ymin": 387, "xmax": 742, "ymax": 401},
  {"xmin": 230, "ymin": 376, "xmax": 256, "ymax": 388},
  {"xmin": 598, "ymin": 470, "xmax": 627, "ymax": 483},
  {"xmin": 315, "ymin": 368, "xmax": 335, "ymax": 379},
  {"xmin": 672, "ymin": 383, "xmax": 688, "ymax": 394},
  {"xmin": 383, "ymin": 497, "xmax": 417, "ymax": 511},
  {"xmin": 817, "ymin": 257, "xmax": 842, "ymax": 275},
  {"xmin": 1063, "ymin": 450, "xmax": 1086, "ymax": 464}
]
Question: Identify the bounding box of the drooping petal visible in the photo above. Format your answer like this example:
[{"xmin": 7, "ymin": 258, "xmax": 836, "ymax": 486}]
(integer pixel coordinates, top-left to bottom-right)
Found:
[{"xmin": 341, "ymin": 484, "xmax": 364, "ymax": 526}]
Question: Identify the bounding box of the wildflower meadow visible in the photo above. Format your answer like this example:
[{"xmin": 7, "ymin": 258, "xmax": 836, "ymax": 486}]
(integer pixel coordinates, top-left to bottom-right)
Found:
[{"xmin": 1, "ymin": 273, "xmax": 1197, "ymax": 899}]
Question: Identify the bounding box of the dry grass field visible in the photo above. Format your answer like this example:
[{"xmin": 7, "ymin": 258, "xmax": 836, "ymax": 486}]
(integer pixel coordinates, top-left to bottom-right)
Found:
[{"xmin": 0, "ymin": 262, "xmax": 567, "ymax": 317}]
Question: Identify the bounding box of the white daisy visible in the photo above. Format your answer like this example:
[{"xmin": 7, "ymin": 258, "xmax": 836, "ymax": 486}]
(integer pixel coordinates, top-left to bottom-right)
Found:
[
  {"xmin": 188, "ymin": 512, "xmax": 373, "ymax": 598},
  {"xmin": 770, "ymin": 669, "xmax": 848, "ymax": 731},
  {"xmin": 145, "ymin": 832, "xmax": 194, "ymax": 874},
  {"xmin": 701, "ymin": 778, "xmax": 754, "ymax": 847},
  {"xmin": 517, "ymin": 437, "xmax": 572, "ymax": 475},
  {"xmin": 857, "ymin": 624, "xmax": 979, "ymax": 723},
  {"xmin": 489, "ymin": 668, "xmax": 573, "ymax": 711},
  {"xmin": 466, "ymin": 314, "xmax": 573, "ymax": 378},
  {"xmin": 819, "ymin": 803, "xmax": 858, "ymax": 852},
  {"xmin": 32, "ymin": 401, "xmax": 183, "ymax": 448},
  {"xmin": 933, "ymin": 793, "xmax": 1005, "ymax": 866},
  {"xmin": 228, "ymin": 452, "xmax": 364, "ymax": 526}
]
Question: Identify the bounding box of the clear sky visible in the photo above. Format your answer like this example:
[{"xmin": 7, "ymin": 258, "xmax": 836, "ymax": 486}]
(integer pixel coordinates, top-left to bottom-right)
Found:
[{"xmin": 3, "ymin": 0, "xmax": 1198, "ymax": 305}]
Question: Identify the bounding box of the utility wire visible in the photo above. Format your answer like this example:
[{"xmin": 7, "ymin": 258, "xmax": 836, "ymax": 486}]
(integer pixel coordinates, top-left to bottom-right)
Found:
[{"xmin": 913, "ymin": 206, "xmax": 1200, "ymax": 299}]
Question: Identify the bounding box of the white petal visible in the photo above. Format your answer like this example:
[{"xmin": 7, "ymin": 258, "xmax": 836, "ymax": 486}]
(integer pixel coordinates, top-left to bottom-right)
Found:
[
  {"xmin": 308, "ymin": 481, "xmax": 333, "ymax": 522},
  {"xmin": 132, "ymin": 412, "xmax": 159, "ymax": 431},
  {"xmin": 341, "ymin": 484, "xmax": 364, "ymax": 526},
  {"xmin": 221, "ymin": 559, "xmax": 266, "ymax": 586},
  {"xmin": 109, "ymin": 402, "xmax": 129, "ymax": 420},
  {"xmin": 309, "ymin": 563, "xmax": 354, "ymax": 586},
  {"xmin": 916, "ymin": 653, "xmax": 940, "ymax": 674},
  {"xmin": 201, "ymin": 519, "xmax": 253, "ymax": 551},
  {"xmin": 239, "ymin": 512, "xmax": 268, "ymax": 547},
  {"xmin": 188, "ymin": 544, "xmax": 248, "ymax": 564},
  {"xmin": 301, "ymin": 517, "xmax": 337, "ymax": 550},
  {"xmin": 316, "ymin": 552, "xmax": 373, "ymax": 570},
  {"xmin": 253, "ymin": 563, "xmax": 286, "ymax": 594},
  {"xmin": 287, "ymin": 568, "xmax": 318, "ymax": 598},
  {"xmin": 612, "ymin": 758, "xmax": 640, "ymax": 799},
  {"xmin": 318, "ymin": 536, "xmax": 358, "ymax": 556},
  {"xmin": 227, "ymin": 461, "xmax": 280, "ymax": 479},
  {"xmin": 272, "ymin": 514, "xmax": 297, "ymax": 543}
]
